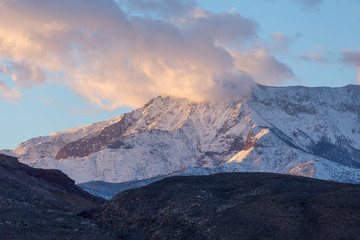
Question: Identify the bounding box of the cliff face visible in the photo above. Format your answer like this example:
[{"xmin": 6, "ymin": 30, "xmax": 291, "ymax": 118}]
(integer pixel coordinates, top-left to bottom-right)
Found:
[{"xmin": 11, "ymin": 85, "xmax": 360, "ymax": 184}]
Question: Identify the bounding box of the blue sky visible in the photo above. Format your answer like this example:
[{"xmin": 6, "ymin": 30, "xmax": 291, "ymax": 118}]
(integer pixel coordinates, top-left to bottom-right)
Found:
[{"xmin": 1, "ymin": 0, "xmax": 360, "ymax": 149}]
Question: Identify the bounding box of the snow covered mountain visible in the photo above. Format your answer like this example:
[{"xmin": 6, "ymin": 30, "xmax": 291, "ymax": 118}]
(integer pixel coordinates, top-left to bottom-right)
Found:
[{"xmin": 10, "ymin": 84, "xmax": 360, "ymax": 183}]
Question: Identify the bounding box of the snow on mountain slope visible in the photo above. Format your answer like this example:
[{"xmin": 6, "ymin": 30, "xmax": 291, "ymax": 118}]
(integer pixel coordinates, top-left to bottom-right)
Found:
[
  {"xmin": 9, "ymin": 84, "xmax": 360, "ymax": 183},
  {"xmin": 12, "ymin": 116, "xmax": 123, "ymax": 167}
]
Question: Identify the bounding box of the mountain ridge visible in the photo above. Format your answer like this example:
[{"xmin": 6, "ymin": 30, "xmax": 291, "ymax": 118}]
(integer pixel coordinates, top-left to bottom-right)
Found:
[{"xmin": 8, "ymin": 84, "xmax": 360, "ymax": 183}]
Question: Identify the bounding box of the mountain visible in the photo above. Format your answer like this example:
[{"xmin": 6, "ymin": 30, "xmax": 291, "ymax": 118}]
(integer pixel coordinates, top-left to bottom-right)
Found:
[
  {"xmin": 0, "ymin": 154, "xmax": 117, "ymax": 239},
  {"xmin": 9, "ymin": 84, "xmax": 360, "ymax": 184},
  {"xmin": 92, "ymin": 173, "xmax": 360, "ymax": 240}
]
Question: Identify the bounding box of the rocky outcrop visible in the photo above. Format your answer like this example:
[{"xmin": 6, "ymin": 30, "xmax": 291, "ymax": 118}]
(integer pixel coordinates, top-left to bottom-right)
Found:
[
  {"xmin": 243, "ymin": 128, "xmax": 255, "ymax": 150},
  {"xmin": 94, "ymin": 173, "xmax": 360, "ymax": 240},
  {"xmin": 55, "ymin": 114, "xmax": 134, "ymax": 160}
]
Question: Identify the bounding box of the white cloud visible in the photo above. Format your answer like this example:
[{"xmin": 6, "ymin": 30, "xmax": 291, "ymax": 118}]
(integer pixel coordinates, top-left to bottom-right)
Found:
[{"xmin": 0, "ymin": 0, "xmax": 295, "ymax": 109}]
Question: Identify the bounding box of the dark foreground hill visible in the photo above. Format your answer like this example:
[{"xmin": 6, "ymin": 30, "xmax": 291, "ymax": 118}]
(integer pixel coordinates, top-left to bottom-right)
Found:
[
  {"xmin": 1, "ymin": 153, "xmax": 360, "ymax": 240},
  {"xmin": 0, "ymin": 154, "xmax": 116, "ymax": 240},
  {"xmin": 94, "ymin": 172, "xmax": 360, "ymax": 240}
]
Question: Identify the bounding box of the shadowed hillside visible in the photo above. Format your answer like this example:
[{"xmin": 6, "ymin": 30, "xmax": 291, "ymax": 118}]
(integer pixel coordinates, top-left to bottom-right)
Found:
[
  {"xmin": 0, "ymin": 154, "xmax": 116, "ymax": 240},
  {"xmin": 94, "ymin": 172, "xmax": 360, "ymax": 240}
]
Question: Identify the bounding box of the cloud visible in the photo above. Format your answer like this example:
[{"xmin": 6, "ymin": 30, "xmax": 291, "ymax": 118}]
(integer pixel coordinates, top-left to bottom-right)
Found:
[
  {"xmin": 341, "ymin": 49, "xmax": 360, "ymax": 83},
  {"xmin": 300, "ymin": 52, "xmax": 323, "ymax": 62},
  {"xmin": 269, "ymin": 32, "xmax": 291, "ymax": 54},
  {"xmin": 342, "ymin": 49, "xmax": 360, "ymax": 67},
  {"xmin": 231, "ymin": 49, "xmax": 296, "ymax": 85},
  {"xmin": 40, "ymin": 97, "xmax": 55, "ymax": 105},
  {"xmin": 176, "ymin": 7, "xmax": 258, "ymax": 47},
  {"xmin": 118, "ymin": 0, "xmax": 196, "ymax": 18},
  {"xmin": 299, "ymin": 51, "xmax": 326, "ymax": 63},
  {"xmin": 0, "ymin": 64, "xmax": 22, "ymax": 102},
  {"xmin": 299, "ymin": 47, "xmax": 329, "ymax": 64},
  {"xmin": 210, "ymin": 71, "xmax": 256, "ymax": 101},
  {"xmin": 0, "ymin": 0, "xmax": 294, "ymax": 109},
  {"xmin": 5, "ymin": 61, "xmax": 46, "ymax": 88},
  {"xmin": 293, "ymin": 0, "xmax": 322, "ymax": 10},
  {"xmin": 0, "ymin": 82, "xmax": 22, "ymax": 103}
]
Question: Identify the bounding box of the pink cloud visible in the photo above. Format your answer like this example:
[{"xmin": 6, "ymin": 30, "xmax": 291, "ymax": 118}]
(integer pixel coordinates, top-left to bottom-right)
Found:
[
  {"xmin": 270, "ymin": 32, "xmax": 291, "ymax": 53},
  {"xmin": 5, "ymin": 61, "xmax": 46, "ymax": 88},
  {"xmin": 0, "ymin": 0, "xmax": 294, "ymax": 108},
  {"xmin": 231, "ymin": 49, "xmax": 295, "ymax": 85},
  {"xmin": 0, "ymin": 82, "xmax": 22, "ymax": 103},
  {"xmin": 300, "ymin": 51, "xmax": 327, "ymax": 63}
]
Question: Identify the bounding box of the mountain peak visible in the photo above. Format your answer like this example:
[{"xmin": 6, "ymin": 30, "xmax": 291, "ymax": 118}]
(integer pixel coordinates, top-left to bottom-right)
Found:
[{"xmin": 10, "ymin": 85, "xmax": 360, "ymax": 184}]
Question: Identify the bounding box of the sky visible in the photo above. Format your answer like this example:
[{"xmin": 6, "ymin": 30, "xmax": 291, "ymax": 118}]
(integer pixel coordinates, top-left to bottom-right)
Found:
[{"xmin": 1, "ymin": 0, "xmax": 360, "ymax": 149}]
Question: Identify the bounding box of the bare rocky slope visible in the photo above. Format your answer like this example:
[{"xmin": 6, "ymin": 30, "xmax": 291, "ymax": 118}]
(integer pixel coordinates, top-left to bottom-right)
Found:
[
  {"xmin": 0, "ymin": 154, "xmax": 116, "ymax": 240},
  {"xmin": 92, "ymin": 173, "xmax": 360, "ymax": 240},
  {"xmin": 9, "ymin": 84, "xmax": 360, "ymax": 184}
]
